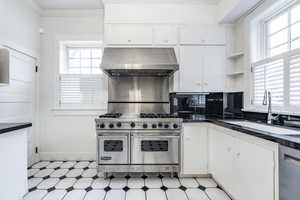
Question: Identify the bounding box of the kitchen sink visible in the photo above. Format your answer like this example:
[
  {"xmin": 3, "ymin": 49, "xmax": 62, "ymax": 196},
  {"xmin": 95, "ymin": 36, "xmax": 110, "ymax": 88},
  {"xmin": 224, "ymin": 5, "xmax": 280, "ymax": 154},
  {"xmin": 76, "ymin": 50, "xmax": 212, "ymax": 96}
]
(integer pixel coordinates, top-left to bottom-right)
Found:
[{"xmin": 222, "ymin": 120, "xmax": 300, "ymax": 136}]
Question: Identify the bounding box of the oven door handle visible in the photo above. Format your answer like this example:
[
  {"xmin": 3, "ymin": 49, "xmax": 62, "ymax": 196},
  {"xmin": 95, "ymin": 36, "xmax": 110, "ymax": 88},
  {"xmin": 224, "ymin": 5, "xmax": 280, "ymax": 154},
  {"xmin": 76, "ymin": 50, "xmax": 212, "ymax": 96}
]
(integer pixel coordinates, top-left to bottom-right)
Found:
[{"xmin": 131, "ymin": 135, "xmax": 180, "ymax": 139}]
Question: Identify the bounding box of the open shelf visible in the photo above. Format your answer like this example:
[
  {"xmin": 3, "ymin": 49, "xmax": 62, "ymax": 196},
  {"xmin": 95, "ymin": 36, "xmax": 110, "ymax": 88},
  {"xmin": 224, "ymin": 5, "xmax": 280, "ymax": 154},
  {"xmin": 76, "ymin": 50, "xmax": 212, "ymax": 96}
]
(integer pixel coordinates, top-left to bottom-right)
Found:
[{"xmin": 227, "ymin": 52, "xmax": 244, "ymax": 59}]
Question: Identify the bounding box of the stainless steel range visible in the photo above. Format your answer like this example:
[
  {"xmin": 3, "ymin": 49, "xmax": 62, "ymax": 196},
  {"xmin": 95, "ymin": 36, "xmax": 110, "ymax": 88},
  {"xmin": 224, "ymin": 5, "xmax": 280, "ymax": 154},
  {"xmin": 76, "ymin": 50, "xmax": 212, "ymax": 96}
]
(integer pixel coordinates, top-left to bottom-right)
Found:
[
  {"xmin": 95, "ymin": 113, "xmax": 182, "ymax": 174},
  {"xmin": 95, "ymin": 47, "xmax": 181, "ymax": 174}
]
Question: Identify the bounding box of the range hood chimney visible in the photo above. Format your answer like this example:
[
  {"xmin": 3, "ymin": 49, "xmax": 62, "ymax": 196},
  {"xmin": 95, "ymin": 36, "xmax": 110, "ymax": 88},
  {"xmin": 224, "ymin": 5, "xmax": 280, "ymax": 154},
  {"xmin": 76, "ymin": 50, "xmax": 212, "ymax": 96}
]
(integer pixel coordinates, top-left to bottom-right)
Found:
[{"xmin": 100, "ymin": 47, "xmax": 179, "ymax": 77}]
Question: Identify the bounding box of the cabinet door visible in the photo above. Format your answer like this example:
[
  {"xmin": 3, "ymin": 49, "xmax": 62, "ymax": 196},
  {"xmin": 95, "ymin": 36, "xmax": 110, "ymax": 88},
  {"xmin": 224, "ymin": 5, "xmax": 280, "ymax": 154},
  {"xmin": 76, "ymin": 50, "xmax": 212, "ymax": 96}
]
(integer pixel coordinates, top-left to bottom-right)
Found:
[
  {"xmin": 202, "ymin": 46, "xmax": 226, "ymax": 92},
  {"xmin": 180, "ymin": 25, "xmax": 226, "ymax": 45},
  {"xmin": 182, "ymin": 124, "xmax": 208, "ymax": 175},
  {"xmin": 209, "ymin": 128, "xmax": 235, "ymax": 195},
  {"xmin": 105, "ymin": 24, "xmax": 153, "ymax": 45},
  {"xmin": 179, "ymin": 46, "xmax": 203, "ymax": 92},
  {"xmin": 234, "ymin": 139, "xmax": 275, "ymax": 200},
  {"xmin": 153, "ymin": 25, "xmax": 178, "ymax": 45}
]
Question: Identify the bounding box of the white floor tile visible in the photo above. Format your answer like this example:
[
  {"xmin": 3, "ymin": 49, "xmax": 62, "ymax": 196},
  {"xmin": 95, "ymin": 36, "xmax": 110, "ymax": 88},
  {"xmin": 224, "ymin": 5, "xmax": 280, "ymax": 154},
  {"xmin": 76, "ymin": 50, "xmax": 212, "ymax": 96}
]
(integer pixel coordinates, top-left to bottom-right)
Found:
[
  {"xmin": 74, "ymin": 178, "xmax": 93, "ymax": 189},
  {"xmin": 105, "ymin": 190, "xmax": 125, "ymax": 200},
  {"xmin": 63, "ymin": 190, "xmax": 86, "ymax": 200},
  {"xmin": 196, "ymin": 178, "xmax": 218, "ymax": 188},
  {"xmin": 24, "ymin": 190, "xmax": 47, "ymax": 200},
  {"xmin": 74, "ymin": 161, "xmax": 90, "ymax": 169},
  {"xmin": 179, "ymin": 178, "xmax": 199, "ymax": 188},
  {"xmin": 47, "ymin": 161, "xmax": 63, "ymax": 169},
  {"xmin": 60, "ymin": 161, "xmax": 76, "ymax": 168},
  {"xmin": 166, "ymin": 189, "xmax": 188, "ymax": 200},
  {"xmin": 126, "ymin": 189, "xmax": 145, "ymax": 200},
  {"xmin": 28, "ymin": 178, "xmax": 43, "ymax": 188},
  {"xmin": 43, "ymin": 190, "xmax": 67, "ymax": 200},
  {"xmin": 32, "ymin": 161, "xmax": 50, "ymax": 169},
  {"xmin": 186, "ymin": 189, "xmax": 210, "ymax": 200},
  {"xmin": 145, "ymin": 178, "xmax": 162, "ymax": 188},
  {"xmin": 50, "ymin": 169, "xmax": 69, "ymax": 178},
  {"xmin": 88, "ymin": 162, "xmax": 97, "ymax": 168},
  {"xmin": 28, "ymin": 168, "xmax": 39, "ymax": 177},
  {"xmin": 66, "ymin": 169, "xmax": 84, "ymax": 177},
  {"xmin": 147, "ymin": 189, "xmax": 166, "ymax": 200},
  {"xmin": 110, "ymin": 178, "xmax": 127, "ymax": 189},
  {"xmin": 92, "ymin": 178, "xmax": 110, "ymax": 189},
  {"xmin": 34, "ymin": 169, "xmax": 54, "ymax": 178},
  {"xmin": 127, "ymin": 178, "xmax": 144, "ymax": 188},
  {"xmin": 82, "ymin": 169, "xmax": 97, "ymax": 178},
  {"xmin": 205, "ymin": 188, "xmax": 231, "ymax": 200},
  {"xmin": 161, "ymin": 178, "xmax": 180, "ymax": 188},
  {"xmin": 84, "ymin": 190, "xmax": 106, "ymax": 200},
  {"xmin": 56, "ymin": 178, "xmax": 77, "ymax": 189},
  {"xmin": 37, "ymin": 178, "xmax": 60, "ymax": 189}
]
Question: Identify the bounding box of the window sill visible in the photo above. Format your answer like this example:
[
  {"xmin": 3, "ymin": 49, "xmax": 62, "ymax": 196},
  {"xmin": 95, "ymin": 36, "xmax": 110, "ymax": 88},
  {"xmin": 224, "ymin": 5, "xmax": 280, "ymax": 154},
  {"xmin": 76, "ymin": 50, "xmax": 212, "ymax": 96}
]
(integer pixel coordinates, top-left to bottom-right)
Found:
[{"xmin": 51, "ymin": 108, "xmax": 107, "ymax": 116}]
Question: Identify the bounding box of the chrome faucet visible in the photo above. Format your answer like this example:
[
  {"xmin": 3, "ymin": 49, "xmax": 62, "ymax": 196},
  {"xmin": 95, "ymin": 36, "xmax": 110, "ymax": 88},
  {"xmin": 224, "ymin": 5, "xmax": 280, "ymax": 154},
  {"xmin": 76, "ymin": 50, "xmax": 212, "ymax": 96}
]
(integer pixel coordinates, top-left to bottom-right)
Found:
[{"xmin": 262, "ymin": 90, "xmax": 279, "ymax": 124}]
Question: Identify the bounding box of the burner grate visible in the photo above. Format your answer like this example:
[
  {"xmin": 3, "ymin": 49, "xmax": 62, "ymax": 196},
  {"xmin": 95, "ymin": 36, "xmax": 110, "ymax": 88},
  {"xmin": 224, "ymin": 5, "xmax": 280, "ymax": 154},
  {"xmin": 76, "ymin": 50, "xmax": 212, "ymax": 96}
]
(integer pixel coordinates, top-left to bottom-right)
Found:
[
  {"xmin": 99, "ymin": 113, "xmax": 122, "ymax": 118},
  {"xmin": 140, "ymin": 113, "xmax": 179, "ymax": 119}
]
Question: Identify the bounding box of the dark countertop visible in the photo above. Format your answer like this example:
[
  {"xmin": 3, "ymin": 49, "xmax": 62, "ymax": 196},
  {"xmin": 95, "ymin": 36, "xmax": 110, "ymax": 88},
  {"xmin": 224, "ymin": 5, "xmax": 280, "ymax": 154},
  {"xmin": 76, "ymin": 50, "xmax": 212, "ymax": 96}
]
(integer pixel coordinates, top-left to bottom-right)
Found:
[
  {"xmin": 183, "ymin": 116, "xmax": 300, "ymax": 150},
  {"xmin": 0, "ymin": 123, "xmax": 32, "ymax": 135}
]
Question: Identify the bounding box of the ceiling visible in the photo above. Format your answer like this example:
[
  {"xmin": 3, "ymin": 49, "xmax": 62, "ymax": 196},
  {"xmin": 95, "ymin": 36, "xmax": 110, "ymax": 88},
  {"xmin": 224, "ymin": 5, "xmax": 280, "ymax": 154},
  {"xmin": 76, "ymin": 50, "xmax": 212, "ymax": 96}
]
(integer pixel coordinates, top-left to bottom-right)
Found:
[{"xmin": 33, "ymin": 0, "xmax": 222, "ymax": 9}]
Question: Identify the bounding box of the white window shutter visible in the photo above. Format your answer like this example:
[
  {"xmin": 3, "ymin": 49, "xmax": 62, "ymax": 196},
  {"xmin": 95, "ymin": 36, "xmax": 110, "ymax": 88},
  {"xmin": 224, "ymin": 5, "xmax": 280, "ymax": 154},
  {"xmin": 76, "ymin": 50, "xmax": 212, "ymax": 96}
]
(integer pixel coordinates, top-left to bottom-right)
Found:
[
  {"xmin": 59, "ymin": 74, "xmax": 103, "ymax": 108},
  {"xmin": 290, "ymin": 54, "xmax": 300, "ymax": 105},
  {"xmin": 252, "ymin": 59, "xmax": 284, "ymax": 105}
]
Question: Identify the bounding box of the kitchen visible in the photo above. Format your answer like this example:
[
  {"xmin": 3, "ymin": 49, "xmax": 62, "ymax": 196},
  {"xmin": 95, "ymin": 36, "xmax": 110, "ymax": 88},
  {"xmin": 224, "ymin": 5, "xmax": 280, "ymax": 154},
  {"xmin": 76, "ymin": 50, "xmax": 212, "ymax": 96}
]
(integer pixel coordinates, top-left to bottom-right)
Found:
[{"xmin": 0, "ymin": 0, "xmax": 300, "ymax": 200}]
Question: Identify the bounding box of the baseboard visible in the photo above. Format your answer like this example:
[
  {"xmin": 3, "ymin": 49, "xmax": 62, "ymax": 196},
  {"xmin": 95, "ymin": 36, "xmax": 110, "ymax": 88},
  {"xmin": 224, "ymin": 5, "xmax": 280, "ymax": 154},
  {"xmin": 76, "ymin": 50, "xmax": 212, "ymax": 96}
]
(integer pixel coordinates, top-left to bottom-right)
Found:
[{"xmin": 39, "ymin": 152, "xmax": 96, "ymax": 161}]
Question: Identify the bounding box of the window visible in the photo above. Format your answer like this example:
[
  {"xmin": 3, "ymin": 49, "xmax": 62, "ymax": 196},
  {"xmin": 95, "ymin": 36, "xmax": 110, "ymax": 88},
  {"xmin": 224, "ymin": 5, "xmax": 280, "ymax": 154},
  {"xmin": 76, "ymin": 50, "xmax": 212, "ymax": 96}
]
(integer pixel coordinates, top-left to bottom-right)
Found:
[
  {"xmin": 252, "ymin": 59, "xmax": 284, "ymax": 105},
  {"xmin": 266, "ymin": 3, "xmax": 300, "ymax": 57},
  {"xmin": 58, "ymin": 41, "xmax": 106, "ymax": 109}
]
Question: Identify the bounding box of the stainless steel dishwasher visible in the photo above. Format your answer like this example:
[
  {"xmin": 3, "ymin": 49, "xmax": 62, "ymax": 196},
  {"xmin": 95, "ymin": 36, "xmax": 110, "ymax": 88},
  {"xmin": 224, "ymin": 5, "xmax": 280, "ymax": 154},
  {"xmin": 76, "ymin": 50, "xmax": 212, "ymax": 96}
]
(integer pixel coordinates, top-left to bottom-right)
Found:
[{"xmin": 279, "ymin": 145, "xmax": 300, "ymax": 200}]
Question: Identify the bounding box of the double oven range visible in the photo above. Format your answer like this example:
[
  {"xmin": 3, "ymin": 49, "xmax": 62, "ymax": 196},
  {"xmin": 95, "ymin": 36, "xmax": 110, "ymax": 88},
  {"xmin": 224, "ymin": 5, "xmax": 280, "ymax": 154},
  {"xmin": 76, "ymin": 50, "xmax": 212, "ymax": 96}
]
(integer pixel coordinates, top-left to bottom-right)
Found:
[
  {"xmin": 96, "ymin": 47, "xmax": 181, "ymax": 175},
  {"xmin": 95, "ymin": 113, "xmax": 182, "ymax": 174}
]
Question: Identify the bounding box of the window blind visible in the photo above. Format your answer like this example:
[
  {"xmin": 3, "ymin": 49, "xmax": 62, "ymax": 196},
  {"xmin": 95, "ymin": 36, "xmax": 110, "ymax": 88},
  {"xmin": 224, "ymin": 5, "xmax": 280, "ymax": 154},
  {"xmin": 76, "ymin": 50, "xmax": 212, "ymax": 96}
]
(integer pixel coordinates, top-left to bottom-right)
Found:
[
  {"xmin": 252, "ymin": 59, "xmax": 284, "ymax": 105},
  {"xmin": 290, "ymin": 54, "xmax": 300, "ymax": 105},
  {"xmin": 59, "ymin": 74, "xmax": 103, "ymax": 108}
]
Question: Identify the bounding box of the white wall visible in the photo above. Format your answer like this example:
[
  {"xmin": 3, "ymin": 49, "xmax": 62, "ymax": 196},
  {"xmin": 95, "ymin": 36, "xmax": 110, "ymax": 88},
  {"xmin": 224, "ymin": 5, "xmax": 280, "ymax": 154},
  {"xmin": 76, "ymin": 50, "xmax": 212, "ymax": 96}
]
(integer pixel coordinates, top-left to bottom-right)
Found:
[
  {"xmin": 0, "ymin": 0, "xmax": 40, "ymax": 165},
  {"xmin": 39, "ymin": 9, "xmax": 105, "ymax": 160},
  {"xmin": 105, "ymin": 3, "xmax": 219, "ymax": 24}
]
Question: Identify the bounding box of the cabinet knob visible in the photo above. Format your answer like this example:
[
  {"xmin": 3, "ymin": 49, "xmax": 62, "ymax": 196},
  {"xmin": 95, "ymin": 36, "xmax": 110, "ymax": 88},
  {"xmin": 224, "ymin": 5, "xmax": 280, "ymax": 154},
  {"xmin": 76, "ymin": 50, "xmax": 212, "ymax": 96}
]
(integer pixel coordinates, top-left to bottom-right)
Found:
[
  {"xmin": 236, "ymin": 152, "xmax": 241, "ymax": 157},
  {"xmin": 128, "ymin": 40, "xmax": 131, "ymax": 42},
  {"xmin": 227, "ymin": 147, "xmax": 231, "ymax": 152},
  {"xmin": 164, "ymin": 40, "xmax": 169, "ymax": 43}
]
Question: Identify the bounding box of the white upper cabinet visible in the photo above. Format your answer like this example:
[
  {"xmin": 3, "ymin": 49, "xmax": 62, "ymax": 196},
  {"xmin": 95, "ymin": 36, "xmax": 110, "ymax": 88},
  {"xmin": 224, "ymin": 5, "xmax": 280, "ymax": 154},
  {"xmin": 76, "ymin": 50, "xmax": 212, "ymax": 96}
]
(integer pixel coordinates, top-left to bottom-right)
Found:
[
  {"xmin": 105, "ymin": 24, "xmax": 153, "ymax": 45},
  {"xmin": 153, "ymin": 25, "xmax": 178, "ymax": 45},
  {"xmin": 179, "ymin": 45, "xmax": 226, "ymax": 92},
  {"xmin": 180, "ymin": 25, "xmax": 226, "ymax": 45},
  {"xmin": 202, "ymin": 46, "xmax": 226, "ymax": 92}
]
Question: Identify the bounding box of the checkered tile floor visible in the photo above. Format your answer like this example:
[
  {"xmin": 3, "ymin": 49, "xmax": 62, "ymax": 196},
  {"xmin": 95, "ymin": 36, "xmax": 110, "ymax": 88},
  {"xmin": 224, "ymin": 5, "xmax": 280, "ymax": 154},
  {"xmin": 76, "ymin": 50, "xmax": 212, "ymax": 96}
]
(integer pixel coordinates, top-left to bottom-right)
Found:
[{"xmin": 24, "ymin": 161, "xmax": 231, "ymax": 200}]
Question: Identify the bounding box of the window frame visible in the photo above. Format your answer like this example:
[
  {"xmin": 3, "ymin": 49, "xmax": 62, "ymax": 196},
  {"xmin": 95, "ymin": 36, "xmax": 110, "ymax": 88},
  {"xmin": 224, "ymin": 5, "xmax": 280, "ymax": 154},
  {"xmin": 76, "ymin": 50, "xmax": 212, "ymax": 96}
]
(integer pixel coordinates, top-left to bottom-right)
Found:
[
  {"xmin": 263, "ymin": 1, "xmax": 300, "ymax": 58},
  {"xmin": 55, "ymin": 41, "xmax": 107, "ymax": 113}
]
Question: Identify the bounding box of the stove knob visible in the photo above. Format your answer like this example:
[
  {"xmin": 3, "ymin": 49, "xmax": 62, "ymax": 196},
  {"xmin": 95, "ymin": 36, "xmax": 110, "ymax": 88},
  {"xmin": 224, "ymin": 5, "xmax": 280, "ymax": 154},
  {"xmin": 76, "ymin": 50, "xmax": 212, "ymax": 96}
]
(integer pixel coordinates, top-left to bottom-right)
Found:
[
  {"xmin": 173, "ymin": 124, "xmax": 178, "ymax": 129},
  {"xmin": 158, "ymin": 123, "xmax": 163, "ymax": 127},
  {"xmin": 164, "ymin": 124, "xmax": 169, "ymax": 128},
  {"xmin": 109, "ymin": 123, "xmax": 114, "ymax": 129},
  {"xmin": 152, "ymin": 124, "xmax": 157, "ymax": 128},
  {"xmin": 130, "ymin": 122, "xmax": 136, "ymax": 128},
  {"xmin": 143, "ymin": 124, "xmax": 148, "ymax": 129},
  {"xmin": 100, "ymin": 124, "xmax": 105, "ymax": 129},
  {"xmin": 117, "ymin": 122, "xmax": 122, "ymax": 127}
]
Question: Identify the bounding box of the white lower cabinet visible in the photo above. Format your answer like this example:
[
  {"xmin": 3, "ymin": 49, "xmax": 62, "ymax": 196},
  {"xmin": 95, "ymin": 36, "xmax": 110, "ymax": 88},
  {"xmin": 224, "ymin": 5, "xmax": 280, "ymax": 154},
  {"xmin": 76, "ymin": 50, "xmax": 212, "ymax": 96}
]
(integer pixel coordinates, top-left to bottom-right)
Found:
[
  {"xmin": 181, "ymin": 123, "xmax": 209, "ymax": 175},
  {"xmin": 208, "ymin": 125, "xmax": 278, "ymax": 200}
]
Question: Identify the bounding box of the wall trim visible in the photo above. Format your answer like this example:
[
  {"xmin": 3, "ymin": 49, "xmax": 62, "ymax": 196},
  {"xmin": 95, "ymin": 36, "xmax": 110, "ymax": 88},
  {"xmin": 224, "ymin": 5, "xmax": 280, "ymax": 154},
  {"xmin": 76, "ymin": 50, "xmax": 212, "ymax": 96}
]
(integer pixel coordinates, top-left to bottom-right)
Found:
[
  {"xmin": 41, "ymin": 9, "xmax": 104, "ymax": 18},
  {"xmin": 40, "ymin": 152, "xmax": 96, "ymax": 161}
]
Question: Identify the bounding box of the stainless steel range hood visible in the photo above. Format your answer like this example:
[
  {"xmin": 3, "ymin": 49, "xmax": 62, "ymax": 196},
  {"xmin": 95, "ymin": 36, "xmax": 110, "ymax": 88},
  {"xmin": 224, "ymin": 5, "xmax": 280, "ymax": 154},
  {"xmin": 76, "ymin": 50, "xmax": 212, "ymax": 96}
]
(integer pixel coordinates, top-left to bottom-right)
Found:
[{"xmin": 101, "ymin": 48, "xmax": 179, "ymax": 77}]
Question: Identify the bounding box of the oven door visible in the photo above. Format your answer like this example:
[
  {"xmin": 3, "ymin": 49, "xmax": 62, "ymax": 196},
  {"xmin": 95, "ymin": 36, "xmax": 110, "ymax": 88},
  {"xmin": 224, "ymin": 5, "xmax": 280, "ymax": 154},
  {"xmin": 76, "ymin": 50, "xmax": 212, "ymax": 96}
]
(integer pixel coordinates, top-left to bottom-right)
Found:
[
  {"xmin": 98, "ymin": 133, "xmax": 129, "ymax": 164},
  {"xmin": 131, "ymin": 131, "xmax": 180, "ymax": 165}
]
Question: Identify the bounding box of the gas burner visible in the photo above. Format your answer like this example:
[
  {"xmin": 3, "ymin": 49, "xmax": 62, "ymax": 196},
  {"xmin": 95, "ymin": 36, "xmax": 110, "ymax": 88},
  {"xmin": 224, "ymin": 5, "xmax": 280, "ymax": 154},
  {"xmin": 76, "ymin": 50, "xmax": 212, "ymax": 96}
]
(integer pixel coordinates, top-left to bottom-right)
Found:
[
  {"xmin": 99, "ymin": 113, "xmax": 122, "ymax": 118},
  {"xmin": 140, "ymin": 113, "xmax": 179, "ymax": 119}
]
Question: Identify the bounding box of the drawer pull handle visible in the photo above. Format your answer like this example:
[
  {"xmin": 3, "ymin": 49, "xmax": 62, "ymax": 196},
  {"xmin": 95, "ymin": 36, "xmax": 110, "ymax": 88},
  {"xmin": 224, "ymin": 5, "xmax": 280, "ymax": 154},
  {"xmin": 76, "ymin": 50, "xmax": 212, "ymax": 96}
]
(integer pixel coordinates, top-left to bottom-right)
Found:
[{"xmin": 284, "ymin": 154, "xmax": 300, "ymax": 166}]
